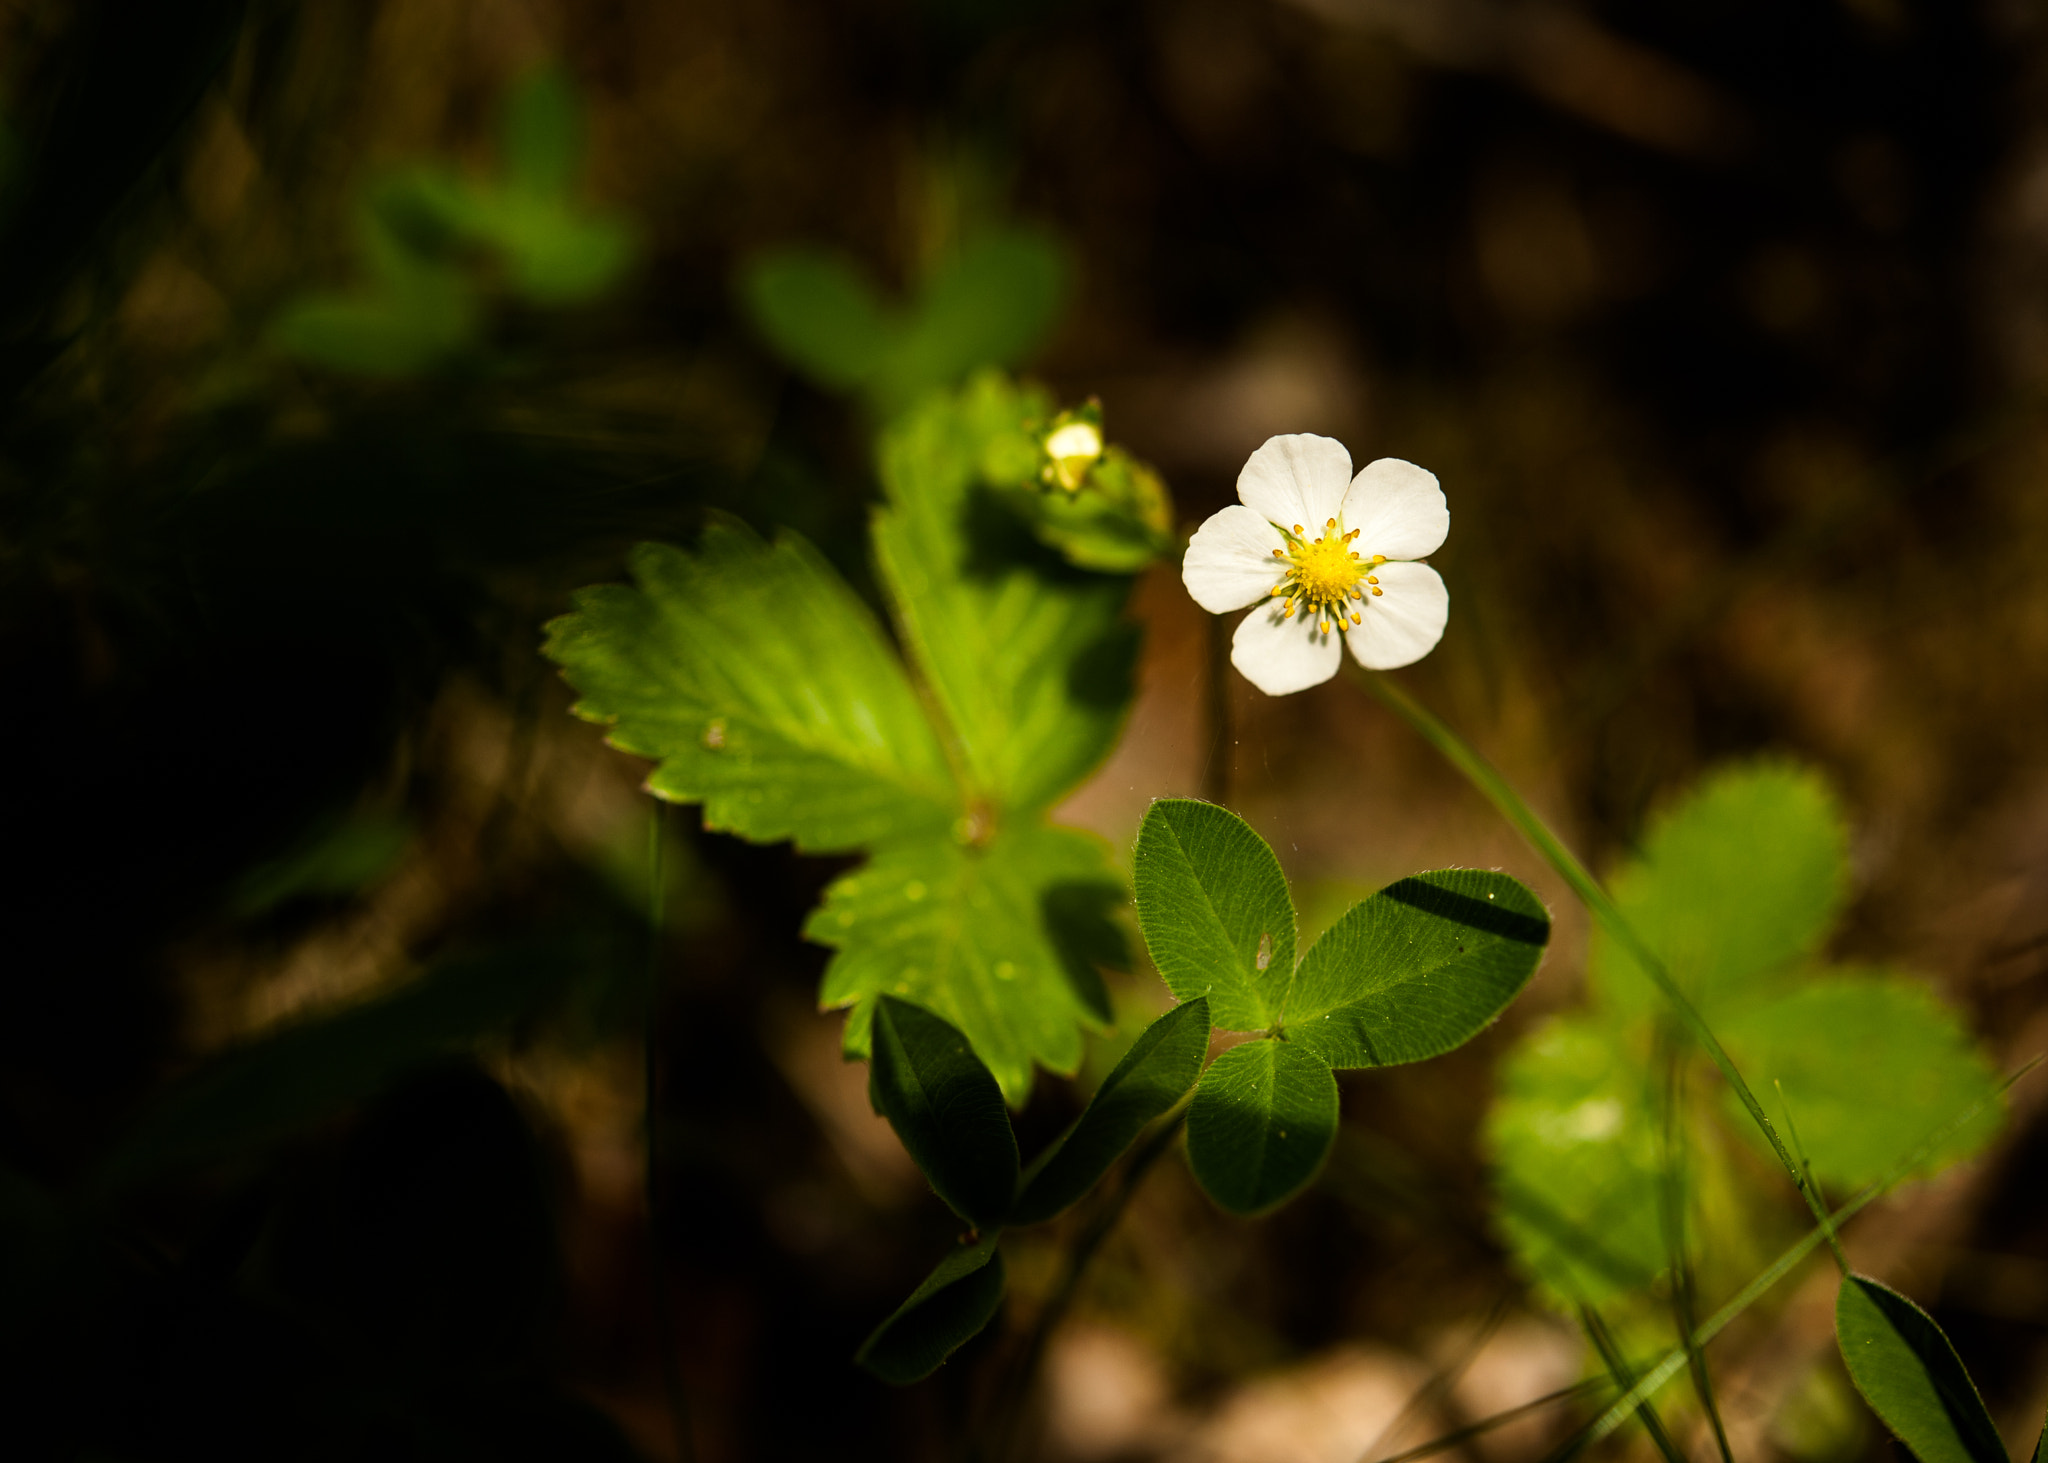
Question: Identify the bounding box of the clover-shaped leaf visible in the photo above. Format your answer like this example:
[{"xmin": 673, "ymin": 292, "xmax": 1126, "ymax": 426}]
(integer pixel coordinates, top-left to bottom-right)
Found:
[{"xmin": 1134, "ymin": 800, "xmax": 1549, "ymax": 1215}]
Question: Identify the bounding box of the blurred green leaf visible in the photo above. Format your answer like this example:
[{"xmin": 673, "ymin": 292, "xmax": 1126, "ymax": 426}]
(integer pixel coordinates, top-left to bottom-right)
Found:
[
  {"xmin": 990, "ymin": 445, "xmax": 1176, "ymax": 573},
  {"xmin": 872, "ymin": 381, "xmax": 1138, "ymax": 813},
  {"xmin": 502, "ymin": 67, "xmax": 580, "ymax": 198},
  {"xmin": 856, "ymin": 1232, "xmax": 1006, "ymax": 1385},
  {"xmin": 229, "ymin": 811, "xmax": 413, "ymax": 917},
  {"xmin": 545, "ymin": 515, "xmax": 958, "ymax": 853},
  {"xmin": 1133, "ymin": 798, "xmax": 1296, "ymax": 1033},
  {"xmin": 93, "ymin": 946, "xmax": 579, "ymax": 1195},
  {"xmin": 868, "ymin": 997, "xmax": 1018, "ymax": 1228},
  {"xmin": 740, "ymin": 249, "xmax": 896, "ymax": 392},
  {"xmin": 1284, "ymin": 869, "xmax": 1549, "ymax": 1069},
  {"xmin": 740, "ymin": 229, "xmax": 1068, "ymax": 414},
  {"xmin": 1486, "ymin": 1012, "xmax": 1668, "ymax": 1304},
  {"xmin": 1720, "ymin": 976, "xmax": 2002, "ymax": 1189},
  {"xmin": 811, "ymin": 824, "xmax": 1120, "ymax": 1102},
  {"xmin": 1835, "ymin": 1275, "xmax": 2005, "ymax": 1463},
  {"xmin": 1011, "ymin": 997, "xmax": 1210, "ymax": 1225},
  {"xmin": 1591, "ymin": 763, "xmax": 1848, "ymax": 1018},
  {"xmin": 1186, "ymin": 1037, "xmax": 1339, "ymax": 1216},
  {"xmin": 271, "ymin": 261, "xmax": 478, "ymax": 377},
  {"xmin": 875, "ymin": 231, "xmax": 1066, "ymax": 410}
]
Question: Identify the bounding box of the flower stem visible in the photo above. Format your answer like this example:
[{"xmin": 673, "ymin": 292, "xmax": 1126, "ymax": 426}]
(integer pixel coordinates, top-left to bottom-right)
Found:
[
  {"xmin": 645, "ymin": 802, "xmax": 695, "ymax": 1463},
  {"xmin": 1356, "ymin": 669, "xmax": 1828, "ymax": 1231}
]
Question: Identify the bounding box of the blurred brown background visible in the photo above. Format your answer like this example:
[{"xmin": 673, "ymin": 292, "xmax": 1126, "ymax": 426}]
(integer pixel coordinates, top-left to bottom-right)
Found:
[{"xmin": 4, "ymin": 0, "xmax": 2048, "ymax": 1459}]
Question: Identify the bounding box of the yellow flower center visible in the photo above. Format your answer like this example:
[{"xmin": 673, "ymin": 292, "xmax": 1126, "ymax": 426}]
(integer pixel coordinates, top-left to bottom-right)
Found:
[{"xmin": 1268, "ymin": 518, "xmax": 1388, "ymax": 634}]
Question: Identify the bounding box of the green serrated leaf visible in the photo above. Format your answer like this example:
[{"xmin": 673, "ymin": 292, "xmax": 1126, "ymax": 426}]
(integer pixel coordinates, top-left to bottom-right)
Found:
[
  {"xmin": 868, "ymin": 998, "xmax": 1018, "ymax": 1228},
  {"xmin": 1283, "ymin": 869, "xmax": 1549, "ymax": 1069},
  {"xmin": 856, "ymin": 1231, "xmax": 1006, "ymax": 1384},
  {"xmin": 1011, "ymin": 997, "xmax": 1211, "ymax": 1225},
  {"xmin": 1133, "ymin": 799, "xmax": 1295, "ymax": 1032},
  {"xmin": 1485, "ymin": 1012, "xmax": 1668, "ymax": 1304},
  {"xmin": 739, "ymin": 248, "xmax": 898, "ymax": 392},
  {"xmin": 811, "ymin": 824, "xmax": 1121, "ymax": 1102},
  {"xmin": 872, "ymin": 381, "xmax": 1139, "ymax": 814},
  {"xmin": 1186, "ymin": 1038, "xmax": 1339, "ymax": 1216},
  {"xmin": 1591, "ymin": 763, "xmax": 1848, "ymax": 1019},
  {"xmin": 544, "ymin": 514, "xmax": 958, "ymax": 853},
  {"xmin": 1720, "ymin": 975, "xmax": 2002, "ymax": 1190},
  {"xmin": 1835, "ymin": 1274, "xmax": 2006, "ymax": 1463}
]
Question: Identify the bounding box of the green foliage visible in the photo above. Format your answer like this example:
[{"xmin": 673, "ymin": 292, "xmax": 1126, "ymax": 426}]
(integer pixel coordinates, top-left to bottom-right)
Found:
[
  {"xmin": 547, "ymin": 375, "xmax": 1155, "ymax": 1102},
  {"xmin": 1487, "ymin": 763, "xmax": 2003, "ymax": 1309},
  {"xmin": 1186, "ymin": 1038, "xmax": 1341, "ymax": 1216},
  {"xmin": 1835, "ymin": 1275, "xmax": 2006, "ymax": 1463},
  {"xmin": 1012, "ymin": 997, "xmax": 1211, "ymax": 1225},
  {"xmin": 228, "ymin": 809, "xmax": 414, "ymax": 917},
  {"xmin": 856, "ymin": 1233, "xmax": 1007, "ymax": 1385},
  {"xmin": 740, "ymin": 230, "xmax": 1066, "ymax": 416},
  {"xmin": 1721, "ymin": 977, "xmax": 2001, "ymax": 1188},
  {"xmin": 1590, "ymin": 763, "xmax": 1848, "ymax": 1019},
  {"xmin": 1134, "ymin": 799, "xmax": 1549, "ymax": 1214},
  {"xmin": 546, "ymin": 519, "xmax": 955, "ymax": 853},
  {"xmin": 867, "ymin": 998, "xmax": 1018, "ymax": 1229},
  {"xmin": 273, "ymin": 66, "xmax": 632, "ymax": 376},
  {"xmin": 1134, "ymin": 797, "xmax": 1297, "ymax": 1032}
]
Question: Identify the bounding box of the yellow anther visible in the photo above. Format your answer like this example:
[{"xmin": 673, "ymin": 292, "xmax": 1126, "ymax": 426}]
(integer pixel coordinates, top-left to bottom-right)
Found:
[
  {"xmin": 1292, "ymin": 524, "xmax": 1304, "ymax": 534},
  {"xmin": 1283, "ymin": 604, "xmax": 1296, "ymax": 617},
  {"xmin": 1325, "ymin": 517, "xmax": 1336, "ymax": 529},
  {"xmin": 1270, "ymin": 584, "xmax": 1287, "ymax": 596},
  {"xmin": 1372, "ymin": 554, "xmax": 1387, "ymax": 564},
  {"xmin": 1371, "ymin": 586, "xmax": 1384, "ymax": 596},
  {"xmin": 1350, "ymin": 551, "xmax": 1361, "ymax": 560},
  {"xmin": 1346, "ymin": 529, "xmax": 1359, "ymax": 541},
  {"xmin": 1318, "ymin": 619, "xmax": 1330, "ymax": 634},
  {"xmin": 1273, "ymin": 548, "xmax": 1286, "ymax": 558},
  {"xmin": 1351, "ymin": 613, "xmax": 1362, "ymax": 624},
  {"xmin": 1366, "ymin": 574, "xmax": 1379, "ymax": 585}
]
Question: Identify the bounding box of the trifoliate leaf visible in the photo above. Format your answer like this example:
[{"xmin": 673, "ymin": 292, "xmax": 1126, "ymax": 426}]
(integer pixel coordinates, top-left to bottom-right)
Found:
[
  {"xmin": 1485, "ymin": 1012, "xmax": 1668, "ymax": 1305},
  {"xmin": 1011, "ymin": 997, "xmax": 1211, "ymax": 1225},
  {"xmin": 873, "ymin": 380, "xmax": 1138, "ymax": 814},
  {"xmin": 856, "ymin": 1232, "xmax": 1006, "ymax": 1385},
  {"xmin": 1283, "ymin": 870, "xmax": 1549, "ymax": 1069},
  {"xmin": 544, "ymin": 515, "xmax": 958, "ymax": 853},
  {"xmin": 868, "ymin": 998, "xmax": 1018, "ymax": 1229},
  {"xmin": 1186, "ymin": 1038, "xmax": 1339, "ymax": 1216},
  {"xmin": 1835, "ymin": 1275, "xmax": 2005, "ymax": 1463},
  {"xmin": 810, "ymin": 824, "xmax": 1122, "ymax": 1102},
  {"xmin": 1590, "ymin": 763, "xmax": 1848, "ymax": 1019},
  {"xmin": 1133, "ymin": 799, "xmax": 1296, "ymax": 1032},
  {"xmin": 1719, "ymin": 975, "xmax": 2002, "ymax": 1190}
]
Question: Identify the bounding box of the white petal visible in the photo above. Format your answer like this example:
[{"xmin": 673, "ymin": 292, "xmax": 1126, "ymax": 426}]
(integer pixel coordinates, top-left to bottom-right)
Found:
[
  {"xmin": 1343, "ymin": 560, "xmax": 1449, "ymax": 670},
  {"xmin": 1231, "ymin": 600, "xmax": 1344, "ymax": 695},
  {"xmin": 1340, "ymin": 457, "xmax": 1448, "ymax": 561},
  {"xmin": 1236, "ymin": 434, "xmax": 1353, "ymax": 533},
  {"xmin": 1183, "ymin": 505, "xmax": 1288, "ymax": 613}
]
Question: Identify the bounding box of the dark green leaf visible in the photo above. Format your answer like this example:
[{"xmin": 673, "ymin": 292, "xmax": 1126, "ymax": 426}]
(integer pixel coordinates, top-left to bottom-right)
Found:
[
  {"xmin": 93, "ymin": 946, "xmax": 578, "ymax": 1195},
  {"xmin": 1186, "ymin": 1038, "xmax": 1339, "ymax": 1216},
  {"xmin": 1720, "ymin": 976, "xmax": 2002, "ymax": 1189},
  {"xmin": 871, "ymin": 378, "xmax": 1139, "ymax": 814},
  {"xmin": 544, "ymin": 515, "xmax": 958, "ymax": 853},
  {"xmin": 867, "ymin": 998, "xmax": 1018, "ymax": 1229},
  {"xmin": 502, "ymin": 68, "xmax": 580, "ymax": 197},
  {"xmin": 1133, "ymin": 799, "xmax": 1295, "ymax": 1032},
  {"xmin": 812, "ymin": 824, "xmax": 1121, "ymax": 1102},
  {"xmin": 1010, "ymin": 997, "xmax": 1211, "ymax": 1225},
  {"xmin": 1591, "ymin": 763, "xmax": 1847, "ymax": 1019},
  {"xmin": 1836, "ymin": 1274, "xmax": 2005, "ymax": 1463},
  {"xmin": 738, "ymin": 248, "xmax": 897, "ymax": 392},
  {"xmin": 1283, "ymin": 869, "xmax": 1548, "ymax": 1068},
  {"xmin": 856, "ymin": 1232, "xmax": 1006, "ymax": 1385}
]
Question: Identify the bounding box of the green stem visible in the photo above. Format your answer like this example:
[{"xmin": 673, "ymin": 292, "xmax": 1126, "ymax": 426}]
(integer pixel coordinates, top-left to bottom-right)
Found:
[
  {"xmin": 1358, "ymin": 670, "xmax": 1829, "ymax": 1232},
  {"xmin": 644, "ymin": 803, "xmax": 695, "ymax": 1463}
]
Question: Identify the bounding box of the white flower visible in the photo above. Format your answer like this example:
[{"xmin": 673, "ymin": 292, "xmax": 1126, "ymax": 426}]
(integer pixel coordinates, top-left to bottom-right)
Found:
[{"xmin": 1182, "ymin": 434, "xmax": 1449, "ymax": 695}]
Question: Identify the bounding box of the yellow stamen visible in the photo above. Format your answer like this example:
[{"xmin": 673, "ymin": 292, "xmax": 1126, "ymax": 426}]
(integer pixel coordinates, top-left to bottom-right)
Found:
[
  {"xmin": 1372, "ymin": 554, "xmax": 1387, "ymax": 564},
  {"xmin": 1371, "ymin": 586, "xmax": 1384, "ymax": 596}
]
